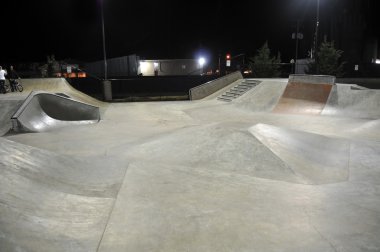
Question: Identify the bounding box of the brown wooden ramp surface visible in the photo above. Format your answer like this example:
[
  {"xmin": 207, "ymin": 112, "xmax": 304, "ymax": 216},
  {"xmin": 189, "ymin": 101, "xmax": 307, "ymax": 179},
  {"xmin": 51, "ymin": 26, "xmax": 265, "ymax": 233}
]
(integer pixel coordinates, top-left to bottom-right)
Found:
[{"xmin": 273, "ymin": 82, "xmax": 333, "ymax": 115}]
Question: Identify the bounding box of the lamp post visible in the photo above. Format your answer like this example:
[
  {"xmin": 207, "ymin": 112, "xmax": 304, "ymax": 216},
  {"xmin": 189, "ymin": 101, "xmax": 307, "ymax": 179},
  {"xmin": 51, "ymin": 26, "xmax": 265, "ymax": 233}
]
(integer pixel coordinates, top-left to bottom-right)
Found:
[
  {"xmin": 100, "ymin": 0, "xmax": 107, "ymax": 80},
  {"xmin": 99, "ymin": 0, "xmax": 112, "ymax": 101},
  {"xmin": 292, "ymin": 20, "xmax": 303, "ymax": 74},
  {"xmin": 313, "ymin": 0, "xmax": 320, "ymax": 61}
]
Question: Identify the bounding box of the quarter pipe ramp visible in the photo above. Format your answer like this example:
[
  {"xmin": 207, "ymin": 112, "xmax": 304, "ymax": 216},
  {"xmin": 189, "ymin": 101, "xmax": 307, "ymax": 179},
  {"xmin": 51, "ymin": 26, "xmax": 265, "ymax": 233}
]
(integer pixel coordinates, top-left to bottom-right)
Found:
[{"xmin": 11, "ymin": 92, "xmax": 100, "ymax": 132}]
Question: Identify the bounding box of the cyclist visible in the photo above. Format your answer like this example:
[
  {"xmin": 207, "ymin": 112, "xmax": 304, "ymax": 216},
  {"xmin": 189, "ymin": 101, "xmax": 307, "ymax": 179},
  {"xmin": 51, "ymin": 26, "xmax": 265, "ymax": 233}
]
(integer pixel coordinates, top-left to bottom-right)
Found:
[
  {"xmin": 0, "ymin": 66, "xmax": 7, "ymax": 94},
  {"xmin": 8, "ymin": 65, "xmax": 20, "ymax": 92}
]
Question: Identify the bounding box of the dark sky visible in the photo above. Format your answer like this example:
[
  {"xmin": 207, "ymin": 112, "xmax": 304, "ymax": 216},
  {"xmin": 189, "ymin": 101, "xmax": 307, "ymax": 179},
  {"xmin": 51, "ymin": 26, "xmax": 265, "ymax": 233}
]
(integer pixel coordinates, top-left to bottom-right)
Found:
[{"xmin": 2, "ymin": 0, "xmax": 379, "ymax": 64}]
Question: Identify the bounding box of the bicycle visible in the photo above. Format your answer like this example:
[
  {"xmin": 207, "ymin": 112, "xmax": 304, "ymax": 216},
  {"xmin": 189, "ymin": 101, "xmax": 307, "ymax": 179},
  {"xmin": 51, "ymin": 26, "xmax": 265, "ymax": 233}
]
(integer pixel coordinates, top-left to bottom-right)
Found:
[
  {"xmin": 9, "ymin": 79, "xmax": 23, "ymax": 92},
  {"xmin": 1, "ymin": 81, "xmax": 10, "ymax": 93}
]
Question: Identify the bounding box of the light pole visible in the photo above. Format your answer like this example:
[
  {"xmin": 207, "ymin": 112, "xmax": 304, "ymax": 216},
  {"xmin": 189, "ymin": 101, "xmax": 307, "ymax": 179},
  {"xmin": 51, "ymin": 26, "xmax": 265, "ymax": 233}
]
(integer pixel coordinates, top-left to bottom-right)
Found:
[
  {"xmin": 295, "ymin": 20, "xmax": 299, "ymax": 67},
  {"xmin": 313, "ymin": 0, "xmax": 320, "ymax": 61},
  {"xmin": 100, "ymin": 0, "xmax": 107, "ymax": 80},
  {"xmin": 99, "ymin": 0, "xmax": 112, "ymax": 101},
  {"xmin": 218, "ymin": 53, "xmax": 221, "ymax": 75},
  {"xmin": 292, "ymin": 20, "xmax": 303, "ymax": 74}
]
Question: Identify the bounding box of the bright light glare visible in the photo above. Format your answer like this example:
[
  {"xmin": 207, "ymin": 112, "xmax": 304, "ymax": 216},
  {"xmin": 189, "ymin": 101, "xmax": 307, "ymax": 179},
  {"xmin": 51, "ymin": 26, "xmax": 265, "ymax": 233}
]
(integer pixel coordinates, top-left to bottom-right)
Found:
[
  {"xmin": 153, "ymin": 62, "xmax": 159, "ymax": 68},
  {"xmin": 140, "ymin": 61, "xmax": 149, "ymax": 72},
  {"xmin": 376, "ymin": 59, "xmax": 380, "ymax": 64},
  {"xmin": 198, "ymin": 57, "xmax": 206, "ymax": 67}
]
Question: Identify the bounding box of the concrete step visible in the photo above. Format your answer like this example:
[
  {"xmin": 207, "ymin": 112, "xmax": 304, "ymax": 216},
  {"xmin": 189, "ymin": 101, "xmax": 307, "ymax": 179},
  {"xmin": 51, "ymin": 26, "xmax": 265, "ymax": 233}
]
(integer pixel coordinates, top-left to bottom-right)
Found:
[
  {"xmin": 238, "ymin": 84, "xmax": 256, "ymax": 88},
  {"xmin": 221, "ymin": 93, "xmax": 240, "ymax": 98},
  {"xmin": 241, "ymin": 82, "xmax": 259, "ymax": 87},
  {"xmin": 217, "ymin": 80, "xmax": 259, "ymax": 102},
  {"xmin": 231, "ymin": 86, "xmax": 249, "ymax": 91},
  {"xmin": 226, "ymin": 91, "xmax": 244, "ymax": 96},
  {"xmin": 217, "ymin": 97, "xmax": 232, "ymax": 102},
  {"xmin": 232, "ymin": 87, "xmax": 250, "ymax": 91}
]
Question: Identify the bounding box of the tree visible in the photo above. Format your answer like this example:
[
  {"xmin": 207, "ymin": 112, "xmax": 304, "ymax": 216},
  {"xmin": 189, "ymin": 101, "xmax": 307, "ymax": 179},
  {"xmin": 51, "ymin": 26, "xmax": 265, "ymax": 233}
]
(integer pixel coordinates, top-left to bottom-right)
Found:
[
  {"xmin": 308, "ymin": 41, "xmax": 345, "ymax": 76},
  {"xmin": 249, "ymin": 42, "xmax": 281, "ymax": 78}
]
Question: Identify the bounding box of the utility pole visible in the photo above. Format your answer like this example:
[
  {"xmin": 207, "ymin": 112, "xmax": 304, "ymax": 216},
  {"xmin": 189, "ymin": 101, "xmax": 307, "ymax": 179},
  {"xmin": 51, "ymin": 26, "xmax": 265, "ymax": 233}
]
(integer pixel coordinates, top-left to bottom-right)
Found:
[
  {"xmin": 100, "ymin": 0, "xmax": 107, "ymax": 80},
  {"xmin": 314, "ymin": 0, "xmax": 320, "ymax": 73},
  {"xmin": 314, "ymin": 0, "xmax": 319, "ymax": 74},
  {"xmin": 100, "ymin": 0, "xmax": 112, "ymax": 101},
  {"xmin": 315, "ymin": 0, "xmax": 320, "ymax": 56},
  {"xmin": 292, "ymin": 20, "xmax": 303, "ymax": 74},
  {"xmin": 295, "ymin": 20, "xmax": 300, "ymax": 74},
  {"xmin": 218, "ymin": 53, "xmax": 221, "ymax": 75}
]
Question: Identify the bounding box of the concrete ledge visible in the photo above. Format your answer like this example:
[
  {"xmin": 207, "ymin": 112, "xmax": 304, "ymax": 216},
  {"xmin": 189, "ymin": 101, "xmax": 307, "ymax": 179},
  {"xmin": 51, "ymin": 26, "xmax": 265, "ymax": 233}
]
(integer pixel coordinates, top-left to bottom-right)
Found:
[
  {"xmin": 289, "ymin": 74, "xmax": 336, "ymax": 85},
  {"xmin": 189, "ymin": 71, "xmax": 243, "ymax": 100}
]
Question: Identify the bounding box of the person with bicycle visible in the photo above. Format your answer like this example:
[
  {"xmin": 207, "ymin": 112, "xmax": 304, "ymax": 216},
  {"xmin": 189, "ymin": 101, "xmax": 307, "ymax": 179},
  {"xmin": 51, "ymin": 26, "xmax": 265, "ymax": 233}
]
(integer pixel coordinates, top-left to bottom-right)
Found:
[
  {"xmin": 8, "ymin": 65, "xmax": 20, "ymax": 92},
  {"xmin": 0, "ymin": 66, "xmax": 7, "ymax": 94}
]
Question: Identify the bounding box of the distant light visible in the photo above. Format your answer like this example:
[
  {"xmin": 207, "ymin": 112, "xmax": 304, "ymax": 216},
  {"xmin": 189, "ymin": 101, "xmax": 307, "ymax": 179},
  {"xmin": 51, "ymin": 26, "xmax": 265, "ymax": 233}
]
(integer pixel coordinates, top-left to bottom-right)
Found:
[
  {"xmin": 198, "ymin": 57, "xmax": 206, "ymax": 67},
  {"xmin": 226, "ymin": 54, "xmax": 231, "ymax": 60},
  {"xmin": 140, "ymin": 61, "xmax": 149, "ymax": 73},
  {"xmin": 376, "ymin": 59, "xmax": 380, "ymax": 64},
  {"xmin": 153, "ymin": 62, "xmax": 159, "ymax": 68},
  {"xmin": 78, "ymin": 72, "xmax": 87, "ymax": 78}
]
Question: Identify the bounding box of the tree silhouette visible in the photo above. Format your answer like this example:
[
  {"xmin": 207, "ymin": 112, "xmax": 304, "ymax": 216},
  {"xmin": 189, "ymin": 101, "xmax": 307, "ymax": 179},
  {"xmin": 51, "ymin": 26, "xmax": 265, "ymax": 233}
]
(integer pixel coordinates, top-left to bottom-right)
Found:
[
  {"xmin": 249, "ymin": 42, "xmax": 281, "ymax": 78},
  {"xmin": 308, "ymin": 41, "xmax": 345, "ymax": 77}
]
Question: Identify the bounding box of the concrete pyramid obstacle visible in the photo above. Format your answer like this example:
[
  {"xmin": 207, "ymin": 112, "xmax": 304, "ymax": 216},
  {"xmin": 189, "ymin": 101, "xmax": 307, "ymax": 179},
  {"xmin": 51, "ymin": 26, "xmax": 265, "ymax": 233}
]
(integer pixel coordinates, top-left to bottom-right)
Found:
[
  {"xmin": 249, "ymin": 124, "xmax": 350, "ymax": 185},
  {"xmin": 127, "ymin": 122, "xmax": 323, "ymax": 184}
]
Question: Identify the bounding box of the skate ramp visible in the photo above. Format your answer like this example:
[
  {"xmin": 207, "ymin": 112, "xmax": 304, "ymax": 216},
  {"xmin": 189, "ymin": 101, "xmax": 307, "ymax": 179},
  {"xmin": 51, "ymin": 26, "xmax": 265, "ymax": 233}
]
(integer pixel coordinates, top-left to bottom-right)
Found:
[
  {"xmin": 12, "ymin": 92, "xmax": 100, "ymax": 132},
  {"xmin": 271, "ymin": 75, "xmax": 334, "ymax": 115},
  {"xmin": 273, "ymin": 82, "xmax": 333, "ymax": 115},
  {"xmin": 21, "ymin": 78, "xmax": 104, "ymax": 107},
  {"xmin": 223, "ymin": 76, "xmax": 335, "ymax": 114},
  {"xmin": 0, "ymin": 138, "xmax": 126, "ymax": 252},
  {"xmin": 125, "ymin": 122, "xmax": 306, "ymax": 184},
  {"xmin": 249, "ymin": 124, "xmax": 350, "ymax": 185},
  {"xmin": 234, "ymin": 79, "xmax": 288, "ymax": 112},
  {"xmin": 126, "ymin": 122, "xmax": 348, "ymax": 185},
  {"xmin": 322, "ymin": 84, "xmax": 380, "ymax": 119},
  {"xmin": 257, "ymin": 75, "xmax": 380, "ymax": 119}
]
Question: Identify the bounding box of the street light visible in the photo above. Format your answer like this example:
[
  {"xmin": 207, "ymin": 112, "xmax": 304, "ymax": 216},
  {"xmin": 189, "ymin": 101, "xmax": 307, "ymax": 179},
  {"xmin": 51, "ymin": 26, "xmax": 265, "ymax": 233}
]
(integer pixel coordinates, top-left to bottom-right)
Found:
[
  {"xmin": 313, "ymin": 0, "xmax": 320, "ymax": 61},
  {"xmin": 99, "ymin": 0, "xmax": 112, "ymax": 101},
  {"xmin": 100, "ymin": 0, "xmax": 107, "ymax": 80},
  {"xmin": 198, "ymin": 57, "xmax": 206, "ymax": 75},
  {"xmin": 292, "ymin": 20, "xmax": 303, "ymax": 74}
]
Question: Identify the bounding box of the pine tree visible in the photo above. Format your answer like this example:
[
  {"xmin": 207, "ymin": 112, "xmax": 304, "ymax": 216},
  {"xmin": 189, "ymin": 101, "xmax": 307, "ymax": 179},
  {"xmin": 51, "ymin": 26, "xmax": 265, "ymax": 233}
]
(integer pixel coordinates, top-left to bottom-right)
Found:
[
  {"xmin": 308, "ymin": 41, "xmax": 345, "ymax": 76},
  {"xmin": 249, "ymin": 42, "xmax": 281, "ymax": 78}
]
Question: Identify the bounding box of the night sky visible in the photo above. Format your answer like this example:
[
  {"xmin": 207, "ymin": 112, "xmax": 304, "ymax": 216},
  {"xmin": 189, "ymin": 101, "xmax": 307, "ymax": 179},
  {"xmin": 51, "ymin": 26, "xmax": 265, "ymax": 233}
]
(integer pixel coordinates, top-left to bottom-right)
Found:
[{"xmin": 2, "ymin": 0, "xmax": 379, "ymax": 64}]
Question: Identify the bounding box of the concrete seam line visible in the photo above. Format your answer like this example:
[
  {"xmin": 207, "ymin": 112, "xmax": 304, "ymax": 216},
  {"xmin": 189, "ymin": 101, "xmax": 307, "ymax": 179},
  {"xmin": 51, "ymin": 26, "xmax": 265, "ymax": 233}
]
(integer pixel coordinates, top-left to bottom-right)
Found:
[{"xmin": 96, "ymin": 162, "xmax": 130, "ymax": 252}]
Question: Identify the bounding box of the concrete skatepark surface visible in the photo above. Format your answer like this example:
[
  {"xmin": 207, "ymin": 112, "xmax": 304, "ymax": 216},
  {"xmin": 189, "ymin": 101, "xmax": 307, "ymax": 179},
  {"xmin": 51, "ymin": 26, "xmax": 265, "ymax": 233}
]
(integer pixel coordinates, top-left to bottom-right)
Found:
[{"xmin": 1, "ymin": 77, "xmax": 380, "ymax": 251}]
